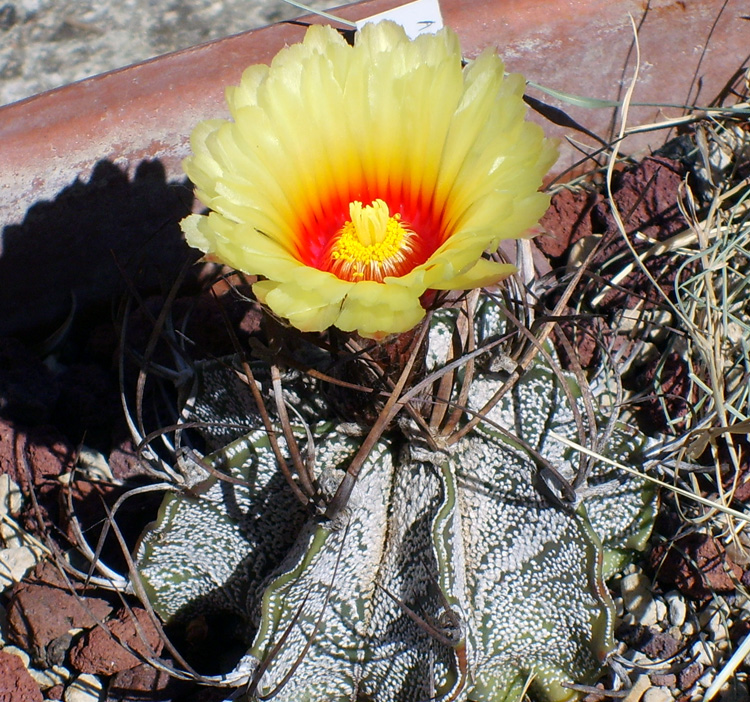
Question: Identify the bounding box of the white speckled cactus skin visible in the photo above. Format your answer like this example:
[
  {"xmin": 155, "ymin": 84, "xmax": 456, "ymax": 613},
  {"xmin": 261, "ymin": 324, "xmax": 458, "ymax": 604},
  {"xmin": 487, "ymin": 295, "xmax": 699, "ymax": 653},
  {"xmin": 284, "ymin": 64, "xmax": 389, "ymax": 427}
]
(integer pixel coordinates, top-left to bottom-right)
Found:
[{"xmin": 136, "ymin": 295, "xmax": 655, "ymax": 702}]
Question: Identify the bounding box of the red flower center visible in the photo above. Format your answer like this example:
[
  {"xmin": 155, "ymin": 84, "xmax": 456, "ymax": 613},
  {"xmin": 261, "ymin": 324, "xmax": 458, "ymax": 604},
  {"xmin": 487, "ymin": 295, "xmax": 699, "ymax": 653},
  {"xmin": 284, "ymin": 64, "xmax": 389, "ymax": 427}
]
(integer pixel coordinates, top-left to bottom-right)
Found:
[{"xmin": 293, "ymin": 186, "xmax": 445, "ymax": 283}]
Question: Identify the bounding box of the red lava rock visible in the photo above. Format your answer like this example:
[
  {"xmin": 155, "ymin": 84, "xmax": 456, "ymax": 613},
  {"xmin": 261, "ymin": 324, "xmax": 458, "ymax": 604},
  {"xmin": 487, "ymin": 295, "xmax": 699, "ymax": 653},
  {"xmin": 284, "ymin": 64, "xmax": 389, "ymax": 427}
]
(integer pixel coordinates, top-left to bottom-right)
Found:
[
  {"xmin": 727, "ymin": 463, "xmax": 750, "ymax": 503},
  {"xmin": 639, "ymin": 630, "xmax": 681, "ymax": 659},
  {"xmin": 678, "ymin": 661, "xmax": 703, "ymax": 690},
  {"xmin": 713, "ymin": 435, "xmax": 750, "ymax": 504},
  {"xmin": 608, "ymin": 157, "xmax": 687, "ymax": 239},
  {"xmin": 538, "ymin": 158, "xmax": 688, "ymax": 372},
  {"xmin": 108, "ymin": 436, "xmax": 151, "ymax": 480},
  {"xmin": 650, "ymin": 673, "xmax": 677, "ymax": 688},
  {"xmin": 0, "ymin": 649, "xmax": 44, "ymax": 702},
  {"xmin": 0, "ymin": 419, "xmax": 73, "ymax": 487},
  {"xmin": 553, "ymin": 315, "xmax": 607, "ymax": 369},
  {"xmin": 44, "ymin": 685, "xmax": 64, "ymax": 701},
  {"xmin": 6, "ymin": 562, "xmax": 113, "ymax": 666},
  {"xmin": 63, "ymin": 477, "xmax": 121, "ymax": 545},
  {"xmin": 70, "ymin": 607, "xmax": 164, "ymax": 676},
  {"xmin": 0, "ymin": 418, "xmax": 75, "ymax": 527},
  {"xmin": 649, "ymin": 532, "xmax": 742, "ymax": 599},
  {"xmin": 589, "ymin": 156, "xmax": 688, "ymax": 310},
  {"xmin": 108, "ymin": 663, "xmax": 174, "ymax": 699},
  {"xmin": 614, "ymin": 623, "xmax": 681, "ymax": 660},
  {"xmin": 537, "ymin": 188, "xmax": 602, "ymax": 260}
]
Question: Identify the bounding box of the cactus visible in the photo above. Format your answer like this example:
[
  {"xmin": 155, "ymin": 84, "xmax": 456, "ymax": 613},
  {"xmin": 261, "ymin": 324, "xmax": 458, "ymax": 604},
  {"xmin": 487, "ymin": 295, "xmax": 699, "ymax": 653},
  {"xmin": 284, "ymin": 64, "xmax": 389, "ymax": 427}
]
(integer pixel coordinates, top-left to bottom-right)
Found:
[{"xmin": 135, "ymin": 294, "xmax": 655, "ymax": 701}]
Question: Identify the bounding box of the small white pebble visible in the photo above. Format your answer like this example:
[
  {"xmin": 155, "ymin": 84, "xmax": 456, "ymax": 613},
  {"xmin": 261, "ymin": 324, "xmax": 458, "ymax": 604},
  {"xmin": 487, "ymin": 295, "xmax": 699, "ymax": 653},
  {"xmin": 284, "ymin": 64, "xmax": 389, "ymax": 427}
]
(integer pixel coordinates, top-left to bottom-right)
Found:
[
  {"xmin": 28, "ymin": 667, "xmax": 66, "ymax": 691},
  {"xmin": 623, "ymin": 674, "xmax": 651, "ymax": 702},
  {"xmin": 709, "ymin": 614, "xmax": 728, "ymax": 641},
  {"xmin": 64, "ymin": 674, "xmax": 104, "ymax": 702},
  {"xmin": 643, "ymin": 687, "xmax": 673, "ymax": 702},
  {"xmin": 0, "ymin": 546, "xmax": 40, "ymax": 591},
  {"xmin": 615, "ymin": 640, "xmax": 629, "ymax": 656},
  {"xmin": 614, "ymin": 595, "xmax": 625, "ymax": 617},
  {"xmin": 699, "ymin": 602, "xmax": 728, "ymax": 627},
  {"xmin": 683, "ymin": 620, "xmax": 696, "ymax": 636},
  {"xmin": 19, "ymin": 0, "xmax": 44, "ymax": 15},
  {"xmin": 76, "ymin": 446, "xmax": 114, "ymax": 482},
  {"xmin": 697, "ymin": 670, "xmax": 716, "ymax": 689},
  {"xmin": 691, "ymin": 639, "xmax": 715, "ymax": 667},
  {"xmin": 654, "ymin": 598, "xmax": 668, "ymax": 623},
  {"xmin": 625, "ymin": 650, "xmax": 652, "ymax": 667},
  {"xmin": 666, "ymin": 591, "xmax": 687, "ymax": 627},
  {"xmin": 0, "ymin": 475, "xmax": 23, "ymax": 518},
  {"xmin": 51, "ymin": 664, "xmax": 73, "ymax": 682},
  {"xmin": 621, "ymin": 572, "xmax": 658, "ymax": 626},
  {"xmin": 716, "ymin": 639, "xmax": 730, "ymax": 653},
  {"xmin": 0, "ymin": 521, "xmax": 26, "ymax": 548},
  {"xmin": 667, "ymin": 625, "xmax": 683, "ymax": 641},
  {"xmin": 621, "ymin": 571, "xmax": 645, "ymax": 591}
]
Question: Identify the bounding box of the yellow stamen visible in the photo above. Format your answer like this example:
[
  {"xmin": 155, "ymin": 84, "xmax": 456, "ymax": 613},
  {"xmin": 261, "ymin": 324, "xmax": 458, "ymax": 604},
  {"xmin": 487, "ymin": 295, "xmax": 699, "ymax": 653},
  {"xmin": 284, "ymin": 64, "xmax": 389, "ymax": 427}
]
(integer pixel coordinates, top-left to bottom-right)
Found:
[{"xmin": 328, "ymin": 200, "xmax": 416, "ymax": 282}]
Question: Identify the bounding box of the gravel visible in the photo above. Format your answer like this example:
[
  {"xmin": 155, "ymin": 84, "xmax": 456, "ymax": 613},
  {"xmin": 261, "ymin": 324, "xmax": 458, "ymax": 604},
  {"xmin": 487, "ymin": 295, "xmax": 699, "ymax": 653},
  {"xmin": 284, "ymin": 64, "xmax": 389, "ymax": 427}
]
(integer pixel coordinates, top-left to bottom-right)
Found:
[
  {"xmin": 0, "ymin": 0, "xmax": 332, "ymax": 106},
  {"xmin": 63, "ymin": 673, "xmax": 104, "ymax": 702}
]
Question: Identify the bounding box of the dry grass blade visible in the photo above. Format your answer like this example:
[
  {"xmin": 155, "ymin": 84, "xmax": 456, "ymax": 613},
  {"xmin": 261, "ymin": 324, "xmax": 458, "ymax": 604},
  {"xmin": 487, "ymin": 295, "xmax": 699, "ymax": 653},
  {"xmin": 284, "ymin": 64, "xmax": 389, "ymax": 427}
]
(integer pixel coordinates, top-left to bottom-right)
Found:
[{"xmin": 211, "ymin": 286, "xmax": 313, "ymax": 508}]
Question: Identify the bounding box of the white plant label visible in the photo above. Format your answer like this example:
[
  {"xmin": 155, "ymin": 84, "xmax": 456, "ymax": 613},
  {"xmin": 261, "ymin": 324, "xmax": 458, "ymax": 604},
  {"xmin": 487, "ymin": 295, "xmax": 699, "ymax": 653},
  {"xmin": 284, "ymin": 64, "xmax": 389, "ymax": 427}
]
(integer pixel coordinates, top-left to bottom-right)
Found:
[{"xmin": 356, "ymin": 0, "xmax": 444, "ymax": 39}]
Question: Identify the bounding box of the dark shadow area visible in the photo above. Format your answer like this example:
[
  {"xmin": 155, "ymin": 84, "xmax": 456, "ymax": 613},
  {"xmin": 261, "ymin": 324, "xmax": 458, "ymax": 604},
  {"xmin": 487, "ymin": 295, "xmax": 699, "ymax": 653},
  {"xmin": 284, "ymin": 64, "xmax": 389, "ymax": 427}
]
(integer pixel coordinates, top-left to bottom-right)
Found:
[{"xmin": 0, "ymin": 159, "xmax": 197, "ymax": 341}]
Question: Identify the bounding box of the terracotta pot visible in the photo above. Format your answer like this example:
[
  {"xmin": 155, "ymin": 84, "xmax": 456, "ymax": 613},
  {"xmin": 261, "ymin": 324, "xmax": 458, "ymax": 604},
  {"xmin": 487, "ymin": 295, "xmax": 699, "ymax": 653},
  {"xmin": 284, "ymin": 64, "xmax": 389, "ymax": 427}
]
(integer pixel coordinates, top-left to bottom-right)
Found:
[{"xmin": 1, "ymin": 0, "xmax": 747, "ymax": 338}]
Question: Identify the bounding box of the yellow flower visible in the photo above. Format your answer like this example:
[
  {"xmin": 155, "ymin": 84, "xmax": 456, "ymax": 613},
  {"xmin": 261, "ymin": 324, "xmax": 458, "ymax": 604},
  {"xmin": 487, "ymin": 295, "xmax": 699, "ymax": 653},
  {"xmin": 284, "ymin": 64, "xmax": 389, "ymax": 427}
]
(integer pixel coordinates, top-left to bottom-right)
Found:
[{"xmin": 181, "ymin": 21, "xmax": 557, "ymax": 339}]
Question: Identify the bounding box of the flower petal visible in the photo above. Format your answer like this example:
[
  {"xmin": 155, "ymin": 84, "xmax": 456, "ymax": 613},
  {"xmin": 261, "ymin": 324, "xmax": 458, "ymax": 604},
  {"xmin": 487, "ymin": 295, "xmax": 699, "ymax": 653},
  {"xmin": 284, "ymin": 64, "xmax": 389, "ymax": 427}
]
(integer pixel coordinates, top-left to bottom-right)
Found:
[{"xmin": 180, "ymin": 21, "xmax": 557, "ymax": 338}]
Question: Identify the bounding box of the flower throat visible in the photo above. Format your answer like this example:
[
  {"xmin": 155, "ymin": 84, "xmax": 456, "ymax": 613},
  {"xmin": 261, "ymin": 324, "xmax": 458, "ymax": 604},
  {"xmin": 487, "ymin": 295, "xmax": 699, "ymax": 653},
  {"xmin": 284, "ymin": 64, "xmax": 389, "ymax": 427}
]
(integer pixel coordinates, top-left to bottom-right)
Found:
[{"xmin": 327, "ymin": 199, "xmax": 418, "ymax": 283}]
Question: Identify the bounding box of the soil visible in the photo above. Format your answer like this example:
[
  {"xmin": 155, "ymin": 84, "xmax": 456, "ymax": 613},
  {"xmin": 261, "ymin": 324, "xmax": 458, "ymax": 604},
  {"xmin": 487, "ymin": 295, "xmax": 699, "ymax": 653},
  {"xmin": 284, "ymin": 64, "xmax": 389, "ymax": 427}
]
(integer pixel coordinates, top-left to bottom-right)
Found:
[{"xmin": 1, "ymin": 145, "xmax": 749, "ymax": 700}]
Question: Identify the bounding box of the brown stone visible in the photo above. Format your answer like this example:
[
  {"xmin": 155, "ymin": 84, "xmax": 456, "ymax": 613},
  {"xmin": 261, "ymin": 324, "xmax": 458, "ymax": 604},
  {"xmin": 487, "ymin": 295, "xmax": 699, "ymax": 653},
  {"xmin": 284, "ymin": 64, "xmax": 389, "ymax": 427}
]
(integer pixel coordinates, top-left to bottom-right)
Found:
[
  {"xmin": 608, "ymin": 157, "xmax": 687, "ymax": 241},
  {"xmin": 649, "ymin": 673, "xmax": 677, "ymax": 688},
  {"xmin": 553, "ymin": 315, "xmax": 607, "ymax": 369},
  {"xmin": 0, "ymin": 419, "xmax": 75, "ymax": 528},
  {"xmin": 678, "ymin": 661, "xmax": 703, "ymax": 690},
  {"xmin": 108, "ymin": 663, "xmax": 173, "ymax": 698},
  {"xmin": 537, "ymin": 188, "xmax": 601, "ymax": 260},
  {"xmin": 0, "ymin": 419, "xmax": 73, "ymax": 487},
  {"xmin": 650, "ymin": 532, "xmax": 742, "ymax": 599},
  {"xmin": 70, "ymin": 607, "xmax": 164, "ymax": 676},
  {"xmin": 44, "ymin": 685, "xmax": 64, "ymax": 701},
  {"xmin": 590, "ymin": 156, "xmax": 688, "ymax": 310},
  {"xmin": 639, "ymin": 629, "xmax": 681, "ymax": 659},
  {"xmin": 108, "ymin": 437, "xmax": 151, "ymax": 481},
  {"xmin": 6, "ymin": 563, "xmax": 112, "ymax": 666},
  {"xmin": 0, "ymin": 649, "xmax": 44, "ymax": 702}
]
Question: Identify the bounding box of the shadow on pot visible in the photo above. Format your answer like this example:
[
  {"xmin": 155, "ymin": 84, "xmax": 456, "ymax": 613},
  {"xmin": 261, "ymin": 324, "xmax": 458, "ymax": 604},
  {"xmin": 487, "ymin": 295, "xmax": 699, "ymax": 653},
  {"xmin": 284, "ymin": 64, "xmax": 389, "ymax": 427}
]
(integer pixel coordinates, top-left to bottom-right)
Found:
[{"xmin": 0, "ymin": 159, "xmax": 197, "ymax": 341}]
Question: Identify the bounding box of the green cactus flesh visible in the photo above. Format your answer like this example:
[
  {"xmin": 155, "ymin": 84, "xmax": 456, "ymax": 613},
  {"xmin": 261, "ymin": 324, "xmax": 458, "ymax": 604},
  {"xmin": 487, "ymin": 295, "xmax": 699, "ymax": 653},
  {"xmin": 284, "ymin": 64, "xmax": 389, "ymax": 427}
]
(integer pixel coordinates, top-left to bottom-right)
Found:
[{"xmin": 136, "ymin": 298, "xmax": 656, "ymax": 701}]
